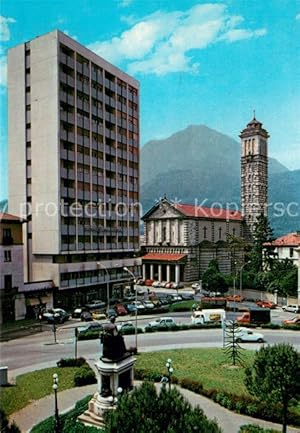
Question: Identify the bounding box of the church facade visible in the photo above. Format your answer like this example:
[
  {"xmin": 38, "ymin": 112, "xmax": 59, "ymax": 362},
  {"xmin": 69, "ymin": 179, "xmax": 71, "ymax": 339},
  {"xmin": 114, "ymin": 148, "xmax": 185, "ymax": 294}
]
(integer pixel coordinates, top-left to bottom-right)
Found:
[{"xmin": 141, "ymin": 116, "xmax": 269, "ymax": 283}]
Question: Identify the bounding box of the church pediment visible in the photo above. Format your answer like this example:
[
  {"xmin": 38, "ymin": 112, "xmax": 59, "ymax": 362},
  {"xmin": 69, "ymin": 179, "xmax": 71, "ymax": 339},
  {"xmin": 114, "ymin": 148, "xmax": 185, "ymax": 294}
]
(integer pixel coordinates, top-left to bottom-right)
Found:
[{"xmin": 142, "ymin": 199, "xmax": 185, "ymax": 220}]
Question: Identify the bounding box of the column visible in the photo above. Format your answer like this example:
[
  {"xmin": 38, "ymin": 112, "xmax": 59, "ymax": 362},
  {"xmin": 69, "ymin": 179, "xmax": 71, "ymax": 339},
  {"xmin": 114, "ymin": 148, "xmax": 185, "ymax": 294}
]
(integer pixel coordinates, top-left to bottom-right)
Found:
[
  {"xmin": 166, "ymin": 265, "xmax": 171, "ymax": 282},
  {"xmin": 150, "ymin": 264, "xmax": 154, "ymax": 280},
  {"xmin": 158, "ymin": 264, "xmax": 162, "ymax": 282},
  {"xmin": 175, "ymin": 264, "xmax": 180, "ymax": 284},
  {"xmin": 142, "ymin": 264, "xmax": 146, "ymax": 280}
]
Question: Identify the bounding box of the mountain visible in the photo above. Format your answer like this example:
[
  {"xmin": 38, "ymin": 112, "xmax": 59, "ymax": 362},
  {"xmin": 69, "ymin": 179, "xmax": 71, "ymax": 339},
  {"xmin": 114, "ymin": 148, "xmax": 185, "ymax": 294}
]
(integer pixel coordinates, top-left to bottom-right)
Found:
[
  {"xmin": 0, "ymin": 199, "xmax": 8, "ymax": 213},
  {"xmin": 141, "ymin": 125, "xmax": 299, "ymax": 237}
]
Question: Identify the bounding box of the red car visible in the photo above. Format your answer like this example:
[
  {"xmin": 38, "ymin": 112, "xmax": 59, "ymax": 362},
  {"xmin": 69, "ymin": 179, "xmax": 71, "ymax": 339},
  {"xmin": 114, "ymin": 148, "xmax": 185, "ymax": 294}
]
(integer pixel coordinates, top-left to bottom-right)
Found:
[
  {"xmin": 114, "ymin": 304, "xmax": 127, "ymax": 316},
  {"xmin": 282, "ymin": 317, "xmax": 300, "ymax": 326},
  {"xmin": 256, "ymin": 300, "xmax": 276, "ymax": 309},
  {"xmin": 145, "ymin": 279, "xmax": 154, "ymax": 287}
]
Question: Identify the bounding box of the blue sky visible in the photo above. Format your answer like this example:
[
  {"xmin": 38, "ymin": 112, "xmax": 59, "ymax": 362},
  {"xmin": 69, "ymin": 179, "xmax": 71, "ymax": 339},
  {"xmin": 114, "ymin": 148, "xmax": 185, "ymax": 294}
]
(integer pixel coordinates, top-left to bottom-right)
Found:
[{"xmin": 1, "ymin": 0, "xmax": 300, "ymax": 200}]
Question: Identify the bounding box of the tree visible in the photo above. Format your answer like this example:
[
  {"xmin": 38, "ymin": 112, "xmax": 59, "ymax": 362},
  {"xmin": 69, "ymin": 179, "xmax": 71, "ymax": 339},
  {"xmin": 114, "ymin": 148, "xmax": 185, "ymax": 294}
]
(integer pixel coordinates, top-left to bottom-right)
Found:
[
  {"xmin": 223, "ymin": 320, "xmax": 244, "ymax": 366},
  {"xmin": 104, "ymin": 381, "xmax": 222, "ymax": 433},
  {"xmin": 0, "ymin": 408, "xmax": 20, "ymax": 433},
  {"xmin": 250, "ymin": 213, "xmax": 275, "ymax": 273},
  {"xmin": 202, "ymin": 260, "xmax": 228, "ymax": 293},
  {"xmin": 245, "ymin": 343, "xmax": 300, "ymax": 433}
]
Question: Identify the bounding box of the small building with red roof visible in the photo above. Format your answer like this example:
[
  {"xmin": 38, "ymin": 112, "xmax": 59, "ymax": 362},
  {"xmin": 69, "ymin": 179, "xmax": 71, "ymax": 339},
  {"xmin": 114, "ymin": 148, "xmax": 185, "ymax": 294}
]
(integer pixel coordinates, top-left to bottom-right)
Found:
[
  {"xmin": 264, "ymin": 232, "xmax": 300, "ymax": 268},
  {"xmin": 141, "ymin": 198, "xmax": 245, "ymax": 283}
]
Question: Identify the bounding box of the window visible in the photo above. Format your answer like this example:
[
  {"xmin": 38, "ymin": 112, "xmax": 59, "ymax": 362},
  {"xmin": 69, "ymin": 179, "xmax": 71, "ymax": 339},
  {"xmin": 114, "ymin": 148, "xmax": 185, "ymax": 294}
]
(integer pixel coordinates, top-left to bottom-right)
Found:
[
  {"xmin": 4, "ymin": 275, "xmax": 12, "ymax": 289},
  {"xmin": 203, "ymin": 226, "xmax": 207, "ymax": 239},
  {"xmin": 4, "ymin": 251, "xmax": 11, "ymax": 262},
  {"xmin": 162, "ymin": 226, "xmax": 167, "ymax": 242},
  {"xmin": 289, "ymin": 248, "xmax": 294, "ymax": 258},
  {"xmin": 218, "ymin": 227, "xmax": 222, "ymax": 240}
]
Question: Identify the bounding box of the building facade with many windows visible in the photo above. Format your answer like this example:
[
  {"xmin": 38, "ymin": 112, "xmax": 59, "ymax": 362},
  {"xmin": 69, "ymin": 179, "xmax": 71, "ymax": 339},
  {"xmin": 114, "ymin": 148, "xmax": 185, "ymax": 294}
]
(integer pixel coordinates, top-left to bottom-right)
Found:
[{"xmin": 8, "ymin": 30, "xmax": 140, "ymax": 308}]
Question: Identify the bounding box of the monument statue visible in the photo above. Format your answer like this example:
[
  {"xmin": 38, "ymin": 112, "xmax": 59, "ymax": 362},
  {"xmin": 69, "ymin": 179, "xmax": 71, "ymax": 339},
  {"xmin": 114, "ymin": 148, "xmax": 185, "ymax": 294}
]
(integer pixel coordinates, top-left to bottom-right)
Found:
[{"xmin": 101, "ymin": 316, "xmax": 128, "ymax": 362}]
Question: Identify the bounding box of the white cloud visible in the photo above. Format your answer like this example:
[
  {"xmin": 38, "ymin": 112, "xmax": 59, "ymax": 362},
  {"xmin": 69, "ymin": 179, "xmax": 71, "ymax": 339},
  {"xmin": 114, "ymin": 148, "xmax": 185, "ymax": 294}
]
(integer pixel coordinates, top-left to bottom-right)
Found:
[
  {"xmin": 88, "ymin": 3, "xmax": 267, "ymax": 76},
  {"xmin": 119, "ymin": 0, "xmax": 134, "ymax": 7},
  {"xmin": 0, "ymin": 16, "xmax": 16, "ymax": 41},
  {"xmin": 296, "ymin": 13, "xmax": 300, "ymax": 20}
]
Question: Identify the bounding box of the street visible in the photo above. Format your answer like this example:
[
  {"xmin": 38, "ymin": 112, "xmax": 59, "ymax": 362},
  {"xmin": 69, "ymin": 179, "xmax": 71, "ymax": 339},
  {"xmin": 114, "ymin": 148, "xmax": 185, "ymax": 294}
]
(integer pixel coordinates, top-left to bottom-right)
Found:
[{"xmin": 1, "ymin": 309, "xmax": 299, "ymax": 373}]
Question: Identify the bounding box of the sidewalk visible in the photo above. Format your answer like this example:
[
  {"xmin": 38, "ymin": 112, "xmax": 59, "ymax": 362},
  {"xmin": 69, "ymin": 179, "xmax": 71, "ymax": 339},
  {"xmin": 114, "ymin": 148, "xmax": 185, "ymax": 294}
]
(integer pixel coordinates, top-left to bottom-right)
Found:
[{"xmin": 10, "ymin": 380, "xmax": 299, "ymax": 433}]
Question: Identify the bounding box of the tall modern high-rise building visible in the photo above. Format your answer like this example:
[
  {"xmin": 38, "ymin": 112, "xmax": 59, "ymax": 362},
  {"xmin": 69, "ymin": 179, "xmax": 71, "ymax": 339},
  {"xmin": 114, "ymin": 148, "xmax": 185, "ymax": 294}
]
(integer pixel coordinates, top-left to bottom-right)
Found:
[
  {"xmin": 240, "ymin": 115, "xmax": 269, "ymax": 236},
  {"xmin": 8, "ymin": 30, "xmax": 140, "ymax": 307}
]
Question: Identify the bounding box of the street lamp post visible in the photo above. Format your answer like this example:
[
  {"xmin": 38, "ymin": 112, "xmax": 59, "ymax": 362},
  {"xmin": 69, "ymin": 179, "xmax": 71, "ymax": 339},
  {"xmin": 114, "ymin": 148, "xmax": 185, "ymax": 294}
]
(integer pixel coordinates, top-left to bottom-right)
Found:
[
  {"xmin": 165, "ymin": 358, "xmax": 174, "ymax": 391},
  {"xmin": 123, "ymin": 267, "xmax": 138, "ymax": 351},
  {"xmin": 239, "ymin": 261, "xmax": 250, "ymax": 299},
  {"xmin": 52, "ymin": 373, "xmax": 60, "ymax": 433},
  {"xmin": 97, "ymin": 262, "xmax": 110, "ymax": 316}
]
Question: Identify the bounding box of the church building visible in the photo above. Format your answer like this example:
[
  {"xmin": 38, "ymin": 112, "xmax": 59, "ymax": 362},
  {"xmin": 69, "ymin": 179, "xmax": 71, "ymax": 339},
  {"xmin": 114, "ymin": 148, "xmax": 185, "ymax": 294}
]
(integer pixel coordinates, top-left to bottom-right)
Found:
[{"xmin": 141, "ymin": 116, "xmax": 269, "ymax": 283}]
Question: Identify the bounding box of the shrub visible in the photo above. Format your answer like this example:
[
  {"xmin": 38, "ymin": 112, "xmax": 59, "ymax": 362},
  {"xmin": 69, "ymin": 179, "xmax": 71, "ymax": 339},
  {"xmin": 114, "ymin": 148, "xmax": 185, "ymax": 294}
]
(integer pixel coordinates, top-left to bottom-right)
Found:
[
  {"xmin": 238, "ymin": 425, "xmax": 279, "ymax": 433},
  {"xmin": 57, "ymin": 357, "xmax": 86, "ymax": 367},
  {"xmin": 119, "ymin": 327, "xmax": 143, "ymax": 335},
  {"xmin": 74, "ymin": 366, "xmax": 96, "ymax": 387},
  {"xmin": 77, "ymin": 331, "xmax": 100, "ymax": 340},
  {"xmin": 180, "ymin": 378, "xmax": 204, "ymax": 394},
  {"xmin": 0, "ymin": 408, "xmax": 21, "ymax": 433},
  {"xmin": 282, "ymin": 324, "xmax": 300, "ymax": 331},
  {"xmin": 260, "ymin": 323, "xmax": 281, "ymax": 329}
]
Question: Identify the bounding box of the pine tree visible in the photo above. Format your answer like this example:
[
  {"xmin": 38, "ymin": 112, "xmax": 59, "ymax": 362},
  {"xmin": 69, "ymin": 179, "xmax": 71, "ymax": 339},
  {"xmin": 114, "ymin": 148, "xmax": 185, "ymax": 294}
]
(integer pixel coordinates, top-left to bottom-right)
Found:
[{"xmin": 223, "ymin": 320, "xmax": 245, "ymax": 366}]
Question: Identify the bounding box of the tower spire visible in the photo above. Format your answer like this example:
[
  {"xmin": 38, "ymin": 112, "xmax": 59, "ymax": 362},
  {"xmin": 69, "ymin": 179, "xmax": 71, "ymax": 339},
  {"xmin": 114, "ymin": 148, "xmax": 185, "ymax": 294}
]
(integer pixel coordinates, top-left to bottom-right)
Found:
[{"xmin": 253, "ymin": 109, "xmax": 256, "ymax": 120}]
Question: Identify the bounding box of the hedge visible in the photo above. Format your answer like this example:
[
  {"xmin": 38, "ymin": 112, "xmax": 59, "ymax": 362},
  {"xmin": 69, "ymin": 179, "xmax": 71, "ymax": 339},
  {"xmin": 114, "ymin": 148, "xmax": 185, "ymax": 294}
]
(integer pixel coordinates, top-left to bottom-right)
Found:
[
  {"xmin": 238, "ymin": 425, "xmax": 280, "ymax": 433},
  {"xmin": 134, "ymin": 368, "xmax": 300, "ymax": 427},
  {"xmin": 77, "ymin": 331, "xmax": 101, "ymax": 340},
  {"xmin": 74, "ymin": 365, "xmax": 97, "ymax": 387},
  {"xmin": 57, "ymin": 357, "xmax": 86, "ymax": 367}
]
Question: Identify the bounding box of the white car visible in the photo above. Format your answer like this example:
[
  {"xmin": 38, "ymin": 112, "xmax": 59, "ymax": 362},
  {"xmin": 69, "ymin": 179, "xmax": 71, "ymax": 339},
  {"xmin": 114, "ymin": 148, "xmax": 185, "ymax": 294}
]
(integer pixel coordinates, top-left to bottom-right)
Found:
[
  {"xmin": 234, "ymin": 328, "xmax": 265, "ymax": 343},
  {"xmin": 143, "ymin": 301, "xmax": 155, "ymax": 309},
  {"xmin": 282, "ymin": 304, "xmax": 300, "ymax": 314},
  {"xmin": 152, "ymin": 281, "xmax": 161, "ymax": 288},
  {"xmin": 132, "ymin": 301, "xmax": 145, "ymax": 310},
  {"xmin": 148, "ymin": 317, "xmax": 176, "ymax": 328}
]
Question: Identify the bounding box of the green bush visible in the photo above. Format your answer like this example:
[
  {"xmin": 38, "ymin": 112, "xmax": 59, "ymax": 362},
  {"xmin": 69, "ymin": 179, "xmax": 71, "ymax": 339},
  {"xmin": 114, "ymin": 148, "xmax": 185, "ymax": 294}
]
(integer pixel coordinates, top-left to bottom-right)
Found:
[
  {"xmin": 57, "ymin": 357, "xmax": 86, "ymax": 367},
  {"xmin": 238, "ymin": 425, "xmax": 279, "ymax": 433},
  {"xmin": 119, "ymin": 327, "xmax": 143, "ymax": 335},
  {"xmin": 180, "ymin": 378, "xmax": 203, "ymax": 394},
  {"xmin": 0, "ymin": 407, "xmax": 21, "ymax": 433},
  {"xmin": 77, "ymin": 331, "xmax": 100, "ymax": 340},
  {"xmin": 260, "ymin": 323, "xmax": 281, "ymax": 329},
  {"xmin": 74, "ymin": 366, "xmax": 96, "ymax": 387},
  {"xmin": 282, "ymin": 324, "xmax": 300, "ymax": 331}
]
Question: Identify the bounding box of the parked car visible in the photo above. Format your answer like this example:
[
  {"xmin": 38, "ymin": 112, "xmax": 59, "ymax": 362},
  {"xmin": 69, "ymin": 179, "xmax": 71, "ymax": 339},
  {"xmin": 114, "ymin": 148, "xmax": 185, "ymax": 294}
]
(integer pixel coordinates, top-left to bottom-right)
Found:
[
  {"xmin": 133, "ymin": 301, "xmax": 145, "ymax": 310},
  {"xmin": 77, "ymin": 322, "xmax": 103, "ymax": 335},
  {"xmin": 282, "ymin": 304, "xmax": 300, "ymax": 313},
  {"xmin": 152, "ymin": 281, "xmax": 161, "ymax": 288},
  {"xmin": 43, "ymin": 308, "xmax": 69, "ymax": 324},
  {"xmin": 124, "ymin": 303, "xmax": 137, "ymax": 314},
  {"xmin": 72, "ymin": 307, "xmax": 85, "ymax": 318},
  {"xmin": 166, "ymin": 294, "xmax": 182, "ymax": 303},
  {"xmin": 143, "ymin": 300, "xmax": 155, "ymax": 309},
  {"xmin": 282, "ymin": 316, "xmax": 300, "ymax": 326},
  {"xmin": 117, "ymin": 321, "xmax": 135, "ymax": 332},
  {"xmin": 172, "ymin": 282, "xmax": 184, "ymax": 289},
  {"xmin": 80, "ymin": 311, "xmax": 93, "ymax": 321},
  {"xmin": 136, "ymin": 279, "xmax": 145, "ymax": 285},
  {"xmin": 86, "ymin": 300, "xmax": 106, "ymax": 310},
  {"xmin": 115, "ymin": 304, "xmax": 128, "ymax": 316},
  {"xmin": 181, "ymin": 293, "xmax": 194, "ymax": 300},
  {"xmin": 107, "ymin": 308, "xmax": 118, "ymax": 318},
  {"xmin": 92, "ymin": 311, "xmax": 106, "ymax": 320},
  {"xmin": 256, "ymin": 300, "xmax": 276, "ymax": 309},
  {"xmin": 235, "ymin": 328, "xmax": 265, "ymax": 343},
  {"xmin": 165, "ymin": 282, "xmax": 173, "ymax": 288},
  {"xmin": 145, "ymin": 279, "xmax": 154, "ymax": 286},
  {"xmin": 148, "ymin": 317, "xmax": 176, "ymax": 328}
]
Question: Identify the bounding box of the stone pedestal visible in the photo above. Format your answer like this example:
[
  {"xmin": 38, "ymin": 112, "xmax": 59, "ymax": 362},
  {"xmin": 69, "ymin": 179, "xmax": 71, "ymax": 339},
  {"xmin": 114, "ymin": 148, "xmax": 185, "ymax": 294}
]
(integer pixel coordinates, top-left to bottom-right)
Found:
[{"xmin": 78, "ymin": 354, "xmax": 136, "ymax": 428}]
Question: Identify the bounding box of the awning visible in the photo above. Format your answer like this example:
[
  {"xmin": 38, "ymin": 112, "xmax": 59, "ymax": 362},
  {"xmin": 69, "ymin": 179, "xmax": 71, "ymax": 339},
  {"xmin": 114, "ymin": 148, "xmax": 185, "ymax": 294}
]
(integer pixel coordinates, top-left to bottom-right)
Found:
[{"xmin": 142, "ymin": 253, "xmax": 187, "ymax": 262}]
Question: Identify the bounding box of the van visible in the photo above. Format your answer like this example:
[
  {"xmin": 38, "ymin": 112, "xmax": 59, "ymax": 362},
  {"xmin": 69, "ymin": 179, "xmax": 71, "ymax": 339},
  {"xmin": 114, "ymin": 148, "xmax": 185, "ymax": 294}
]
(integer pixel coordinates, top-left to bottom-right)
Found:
[{"xmin": 191, "ymin": 309, "xmax": 225, "ymax": 325}]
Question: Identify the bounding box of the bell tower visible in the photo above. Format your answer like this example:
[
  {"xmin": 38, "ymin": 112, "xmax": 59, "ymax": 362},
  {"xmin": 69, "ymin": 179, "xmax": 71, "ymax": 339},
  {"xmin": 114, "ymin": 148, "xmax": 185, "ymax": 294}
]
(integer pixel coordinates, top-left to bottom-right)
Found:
[{"xmin": 240, "ymin": 114, "xmax": 269, "ymax": 236}]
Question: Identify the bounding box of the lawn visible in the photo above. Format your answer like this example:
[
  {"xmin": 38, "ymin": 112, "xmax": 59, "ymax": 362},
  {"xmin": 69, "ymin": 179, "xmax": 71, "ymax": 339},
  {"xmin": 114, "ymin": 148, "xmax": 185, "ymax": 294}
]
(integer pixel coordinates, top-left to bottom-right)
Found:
[
  {"xmin": 0, "ymin": 366, "xmax": 79, "ymax": 416},
  {"xmin": 136, "ymin": 348, "xmax": 256, "ymax": 396}
]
